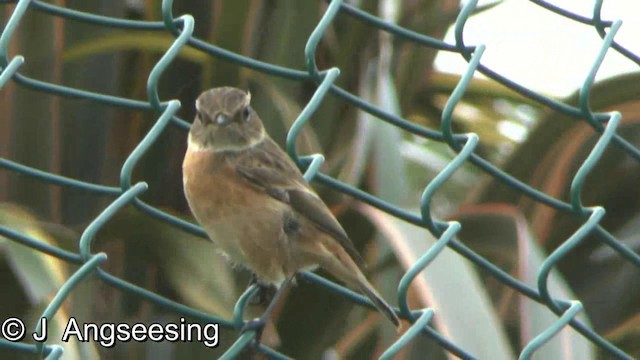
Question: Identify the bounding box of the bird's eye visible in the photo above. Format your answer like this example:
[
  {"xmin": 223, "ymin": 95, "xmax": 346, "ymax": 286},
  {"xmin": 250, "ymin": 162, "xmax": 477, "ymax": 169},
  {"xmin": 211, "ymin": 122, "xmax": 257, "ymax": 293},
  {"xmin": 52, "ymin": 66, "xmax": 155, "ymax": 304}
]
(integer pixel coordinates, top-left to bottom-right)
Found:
[
  {"xmin": 197, "ymin": 111, "xmax": 212, "ymax": 125},
  {"xmin": 242, "ymin": 106, "xmax": 251, "ymax": 121}
]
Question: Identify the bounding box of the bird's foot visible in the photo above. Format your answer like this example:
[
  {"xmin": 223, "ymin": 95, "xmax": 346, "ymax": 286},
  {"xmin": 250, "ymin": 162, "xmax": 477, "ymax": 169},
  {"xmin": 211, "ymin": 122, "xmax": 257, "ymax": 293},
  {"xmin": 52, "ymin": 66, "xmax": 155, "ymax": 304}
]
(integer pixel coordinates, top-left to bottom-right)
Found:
[
  {"xmin": 240, "ymin": 317, "xmax": 267, "ymax": 345},
  {"xmin": 251, "ymin": 283, "xmax": 276, "ymax": 306},
  {"xmin": 247, "ymin": 273, "xmax": 275, "ymax": 306},
  {"xmin": 294, "ymin": 272, "xmax": 305, "ymax": 283}
]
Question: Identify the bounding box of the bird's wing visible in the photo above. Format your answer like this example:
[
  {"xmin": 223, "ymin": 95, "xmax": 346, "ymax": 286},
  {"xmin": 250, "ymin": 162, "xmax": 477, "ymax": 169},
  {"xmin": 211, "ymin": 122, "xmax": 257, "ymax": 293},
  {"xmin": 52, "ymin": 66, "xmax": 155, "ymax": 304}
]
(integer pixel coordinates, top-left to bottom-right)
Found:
[{"xmin": 235, "ymin": 139, "xmax": 365, "ymax": 268}]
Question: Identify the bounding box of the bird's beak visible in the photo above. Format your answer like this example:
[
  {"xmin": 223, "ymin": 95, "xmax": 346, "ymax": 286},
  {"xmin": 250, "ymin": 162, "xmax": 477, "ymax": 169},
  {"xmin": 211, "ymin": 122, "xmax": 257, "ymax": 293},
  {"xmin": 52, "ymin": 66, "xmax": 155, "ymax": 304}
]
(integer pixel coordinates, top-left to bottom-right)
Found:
[{"xmin": 215, "ymin": 114, "xmax": 231, "ymax": 126}]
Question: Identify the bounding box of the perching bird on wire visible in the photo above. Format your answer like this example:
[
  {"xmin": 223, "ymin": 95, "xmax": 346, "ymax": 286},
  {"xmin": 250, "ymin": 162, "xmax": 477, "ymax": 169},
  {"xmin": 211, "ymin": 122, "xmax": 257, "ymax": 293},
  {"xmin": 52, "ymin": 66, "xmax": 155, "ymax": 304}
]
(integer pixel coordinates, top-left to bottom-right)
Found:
[{"xmin": 182, "ymin": 87, "xmax": 400, "ymax": 337}]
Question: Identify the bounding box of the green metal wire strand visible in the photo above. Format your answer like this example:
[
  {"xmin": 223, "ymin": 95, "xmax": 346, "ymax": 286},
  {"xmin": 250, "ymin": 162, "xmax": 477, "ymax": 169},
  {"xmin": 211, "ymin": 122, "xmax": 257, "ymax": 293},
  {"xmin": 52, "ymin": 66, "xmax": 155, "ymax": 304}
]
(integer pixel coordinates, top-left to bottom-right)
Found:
[
  {"xmin": 0, "ymin": 55, "xmax": 23, "ymax": 86},
  {"xmin": 23, "ymin": 0, "xmax": 170, "ymax": 29},
  {"xmin": 452, "ymin": 0, "xmax": 612, "ymax": 123},
  {"xmin": 380, "ymin": 309, "xmax": 436, "ymax": 360},
  {"xmin": 256, "ymin": 344, "xmax": 294, "ymax": 360},
  {"xmin": 0, "ymin": 158, "xmax": 121, "ymax": 195},
  {"xmin": 43, "ymin": 345, "xmax": 63, "ymax": 360},
  {"xmin": 171, "ymin": 116, "xmax": 191, "ymax": 130},
  {"xmin": 286, "ymin": 68, "xmax": 341, "ymax": 162},
  {"xmin": 218, "ymin": 334, "xmax": 254, "ymax": 360},
  {"xmin": 453, "ymin": 2, "xmax": 640, "ymax": 164},
  {"xmin": 0, "ymin": 226, "xmax": 82, "ymax": 264},
  {"xmin": 518, "ymin": 301, "xmax": 584, "ymax": 360},
  {"xmin": 34, "ymin": 253, "xmax": 109, "ymax": 355},
  {"xmin": 160, "ymin": 0, "xmax": 310, "ymax": 81},
  {"xmin": 146, "ymin": 14, "xmax": 193, "ymax": 110},
  {"xmin": 420, "ymin": 134, "xmax": 478, "ymax": 234},
  {"xmin": 0, "ymin": 0, "xmax": 30, "ymax": 65},
  {"xmin": 300, "ymin": 272, "xmax": 473, "ymax": 359},
  {"xmin": 328, "ymin": 85, "xmax": 444, "ymax": 140},
  {"xmin": 592, "ymin": 0, "xmax": 640, "ymax": 65},
  {"xmin": 120, "ymin": 101, "xmax": 180, "ymax": 190},
  {"xmin": 304, "ymin": 0, "xmax": 342, "ymax": 78},
  {"xmin": 569, "ymin": 113, "xmax": 620, "ymax": 214},
  {"xmin": 313, "ymin": 171, "xmax": 568, "ymax": 303},
  {"xmin": 440, "ymin": 44, "xmax": 484, "ymax": 149},
  {"xmin": 307, "ymin": 159, "xmax": 628, "ymax": 359},
  {"xmin": 397, "ymin": 223, "xmax": 459, "ymax": 319},
  {"xmin": 529, "ymin": 0, "xmax": 612, "ymax": 26},
  {"xmin": 536, "ymin": 208, "xmax": 631, "ymax": 360},
  {"xmin": 187, "ymin": 36, "xmax": 313, "ymax": 81},
  {"xmin": 0, "ymin": 340, "xmax": 54, "ymax": 357},
  {"xmin": 334, "ymin": 0, "xmax": 457, "ymax": 52},
  {"xmin": 318, "ymin": 90, "xmax": 577, "ymax": 215},
  {"xmin": 232, "ymin": 285, "xmax": 260, "ymax": 329},
  {"xmin": 12, "ymin": 74, "xmax": 161, "ymax": 110},
  {"xmin": 579, "ymin": 21, "xmax": 622, "ymax": 125},
  {"xmin": 79, "ymin": 183, "xmax": 148, "ymax": 261},
  {"xmin": 132, "ymin": 198, "xmax": 208, "ymax": 237},
  {"xmin": 537, "ymin": 210, "xmax": 604, "ymax": 312},
  {"xmin": 97, "ymin": 268, "xmax": 234, "ymax": 328},
  {"xmin": 592, "ymin": 226, "xmax": 640, "ymax": 267},
  {"xmin": 299, "ymin": 155, "xmax": 325, "ymax": 183},
  {"xmin": 160, "ymin": 0, "xmax": 181, "ymax": 35}
]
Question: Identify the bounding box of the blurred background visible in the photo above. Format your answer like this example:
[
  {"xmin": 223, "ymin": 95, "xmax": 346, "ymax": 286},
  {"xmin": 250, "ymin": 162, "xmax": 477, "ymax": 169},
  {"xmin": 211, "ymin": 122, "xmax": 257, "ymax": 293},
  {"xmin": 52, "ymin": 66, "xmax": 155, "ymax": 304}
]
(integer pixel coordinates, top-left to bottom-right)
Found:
[{"xmin": 1, "ymin": 0, "xmax": 639, "ymax": 359}]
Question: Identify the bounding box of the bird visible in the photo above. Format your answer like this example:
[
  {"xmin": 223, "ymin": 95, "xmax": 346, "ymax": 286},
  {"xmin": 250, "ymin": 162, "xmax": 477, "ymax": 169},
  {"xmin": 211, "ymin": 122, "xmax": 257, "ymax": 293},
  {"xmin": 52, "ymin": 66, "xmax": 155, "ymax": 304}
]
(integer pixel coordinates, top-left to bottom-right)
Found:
[{"xmin": 182, "ymin": 87, "xmax": 400, "ymax": 333}]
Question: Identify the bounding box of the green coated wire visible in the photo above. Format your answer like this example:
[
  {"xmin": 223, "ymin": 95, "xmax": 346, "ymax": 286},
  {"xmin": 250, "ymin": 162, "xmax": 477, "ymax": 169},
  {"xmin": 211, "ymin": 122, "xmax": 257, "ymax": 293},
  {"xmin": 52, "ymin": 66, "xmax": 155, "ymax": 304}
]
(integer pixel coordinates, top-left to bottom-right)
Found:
[
  {"xmin": 0, "ymin": 55, "xmax": 22, "ymax": 85},
  {"xmin": 0, "ymin": 158, "xmax": 121, "ymax": 194},
  {"xmin": 79, "ymin": 183, "xmax": 148, "ymax": 261},
  {"xmin": 380, "ymin": 309, "xmax": 435, "ymax": 360},
  {"xmin": 43, "ymin": 345, "xmax": 63, "ymax": 360},
  {"xmin": 97, "ymin": 269, "xmax": 234, "ymax": 327},
  {"xmin": 218, "ymin": 333, "xmax": 254, "ymax": 360},
  {"xmin": 518, "ymin": 301, "xmax": 584, "ymax": 360},
  {"xmin": 120, "ymin": 101, "xmax": 180, "ymax": 190},
  {"xmin": 536, "ymin": 208, "xmax": 631, "ymax": 359},
  {"xmin": 304, "ymin": 0, "xmax": 342, "ymax": 78},
  {"xmin": 34, "ymin": 253, "xmax": 109, "ymax": 355},
  {"xmin": 537, "ymin": 209, "xmax": 605, "ymax": 312},
  {"xmin": 579, "ymin": 21, "xmax": 622, "ymax": 125},
  {"xmin": 0, "ymin": 340, "xmax": 54, "ymax": 356},
  {"xmin": 335, "ymin": 1, "xmax": 456, "ymax": 51},
  {"xmin": 257, "ymin": 344, "xmax": 294, "ymax": 360},
  {"xmin": 569, "ymin": 113, "xmax": 620, "ymax": 214},
  {"xmin": 300, "ymin": 154, "xmax": 325, "ymax": 183},
  {"xmin": 232, "ymin": 285, "xmax": 260, "ymax": 329},
  {"xmin": 0, "ymin": 226, "xmax": 82, "ymax": 263},
  {"xmin": 146, "ymin": 14, "xmax": 193, "ymax": 110},
  {"xmin": 396, "ymin": 223, "xmax": 459, "ymax": 319},
  {"xmin": 529, "ymin": 0, "xmax": 611, "ymax": 26},
  {"xmin": 0, "ymin": 0, "xmax": 30, "ymax": 66},
  {"xmin": 591, "ymin": 0, "xmax": 640, "ymax": 65},
  {"xmin": 286, "ymin": 68, "xmax": 341, "ymax": 163}
]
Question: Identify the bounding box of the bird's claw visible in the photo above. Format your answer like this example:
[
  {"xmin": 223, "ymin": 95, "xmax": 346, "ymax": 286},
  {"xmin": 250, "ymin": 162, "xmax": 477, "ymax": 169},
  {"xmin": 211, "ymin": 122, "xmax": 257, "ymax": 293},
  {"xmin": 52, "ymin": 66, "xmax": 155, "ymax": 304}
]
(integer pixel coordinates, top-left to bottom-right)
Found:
[
  {"xmin": 240, "ymin": 317, "xmax": 266, "ymax": 344},
  {"xmin": 247, "ymin": 274, "xmax": 275, "ymax": 306},
  {"xmin": 250, "ymin": 284, "xmax": 275, "ymax": 306}
]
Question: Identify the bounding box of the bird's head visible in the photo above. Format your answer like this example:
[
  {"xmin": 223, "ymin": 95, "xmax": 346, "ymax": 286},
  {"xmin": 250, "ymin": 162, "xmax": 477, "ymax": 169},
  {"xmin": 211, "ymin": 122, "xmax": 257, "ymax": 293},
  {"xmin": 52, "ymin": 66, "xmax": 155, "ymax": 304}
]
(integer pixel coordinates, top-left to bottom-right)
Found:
[{"xmin": 188, "ymin": 87, "xmax": 265, "ymax": 152}]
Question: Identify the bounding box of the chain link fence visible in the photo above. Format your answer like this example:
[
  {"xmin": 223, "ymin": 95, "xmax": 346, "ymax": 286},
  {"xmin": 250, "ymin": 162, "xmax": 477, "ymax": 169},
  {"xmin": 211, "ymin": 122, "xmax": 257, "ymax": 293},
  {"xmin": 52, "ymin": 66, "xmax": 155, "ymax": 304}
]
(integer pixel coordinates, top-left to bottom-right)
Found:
[{"xmin": 1, "ymin": 0, "xmax": 639, "ymax": 359}]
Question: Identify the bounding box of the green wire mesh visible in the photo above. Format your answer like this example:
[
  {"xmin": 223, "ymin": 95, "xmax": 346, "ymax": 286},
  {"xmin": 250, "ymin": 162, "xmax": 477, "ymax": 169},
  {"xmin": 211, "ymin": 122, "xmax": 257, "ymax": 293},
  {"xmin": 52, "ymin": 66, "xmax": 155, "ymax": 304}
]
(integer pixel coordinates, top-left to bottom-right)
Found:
[{"xmin": 1, "ymin": 0, "xmax": 639, "ymax": 359}]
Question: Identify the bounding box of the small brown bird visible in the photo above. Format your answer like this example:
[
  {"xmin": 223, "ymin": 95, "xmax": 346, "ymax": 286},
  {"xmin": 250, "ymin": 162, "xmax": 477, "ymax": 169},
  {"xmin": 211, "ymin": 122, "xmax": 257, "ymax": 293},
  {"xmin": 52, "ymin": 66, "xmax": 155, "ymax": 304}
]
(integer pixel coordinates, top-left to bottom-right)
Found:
[{"xmin": 182, "ymin": 87, "xmax": 400, "ymax": 330}]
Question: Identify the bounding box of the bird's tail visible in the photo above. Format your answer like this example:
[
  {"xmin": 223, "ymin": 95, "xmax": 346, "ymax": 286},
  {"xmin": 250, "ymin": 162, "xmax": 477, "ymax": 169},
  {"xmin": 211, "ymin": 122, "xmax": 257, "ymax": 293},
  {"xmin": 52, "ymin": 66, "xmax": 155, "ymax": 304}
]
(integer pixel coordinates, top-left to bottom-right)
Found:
[
  {"xmin": 356, "ymin": 274, "xmax": 401, "ymax": 330},
  {"xmin": 312, "ymin": 240, "xmax": 401, "ymax": 329}
]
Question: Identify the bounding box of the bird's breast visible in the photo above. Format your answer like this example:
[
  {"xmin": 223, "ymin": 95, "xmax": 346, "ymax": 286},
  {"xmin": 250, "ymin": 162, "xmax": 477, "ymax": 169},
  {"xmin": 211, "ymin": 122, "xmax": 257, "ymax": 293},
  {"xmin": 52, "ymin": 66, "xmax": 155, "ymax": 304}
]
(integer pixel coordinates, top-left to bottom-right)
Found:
[
  {"xmin": 183, "ymin": 149, "xmax": 253, "ymax": 216},
  {"xmin": 182, "ymin": 147, "xmax": 288, "ymax": 273}
]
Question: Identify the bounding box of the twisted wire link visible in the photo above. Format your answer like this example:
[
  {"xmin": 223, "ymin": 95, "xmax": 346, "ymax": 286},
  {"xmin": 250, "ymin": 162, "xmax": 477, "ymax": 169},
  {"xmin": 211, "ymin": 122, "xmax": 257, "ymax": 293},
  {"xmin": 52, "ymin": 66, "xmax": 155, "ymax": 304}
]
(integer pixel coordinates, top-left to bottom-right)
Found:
[{"xmin": 0, "ymin": 0, "xmax": 638, "ymax": 358}]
